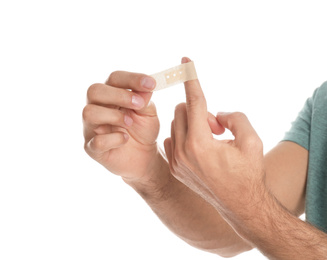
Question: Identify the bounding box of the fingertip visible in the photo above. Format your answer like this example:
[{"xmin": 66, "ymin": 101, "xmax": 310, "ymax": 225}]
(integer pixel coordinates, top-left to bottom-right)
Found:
[
  {"xmin": 140, "ymin": 76, "xmax": 156, "ymax": 91},
  {"xmin": 208, "ymin": 113, "xmax": 225, "ymax": 135},
  {"xmin": 215, "ymin": 125, "xmax": 226, "ymax": 135},
  {"xmin": 215, "ymin": 112, "xmax": 231, "ymax": 126},
  {"xmin": 181, "ymin": 57, "xmax": 191, "ymax": 64}
]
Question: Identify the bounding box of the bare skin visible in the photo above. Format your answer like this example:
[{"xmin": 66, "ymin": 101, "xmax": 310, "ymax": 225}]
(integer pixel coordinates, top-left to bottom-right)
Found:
[
  {"xmin": 164, "ymin": 58, "xmax": 327, "ymax": 259},
  {"xmin": 83, "ymin": 57, "xmax": 326, "ymax": 258}
]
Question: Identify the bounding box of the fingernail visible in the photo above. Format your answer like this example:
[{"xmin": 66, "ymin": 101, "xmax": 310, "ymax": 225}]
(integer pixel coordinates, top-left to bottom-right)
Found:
[
  {"xmin": 141, "ymin": 77, "xmax": 156, "ymax": 90},
  {"xmin": 123, "ymin": 133, "xmax": 129, "ymax": 140},
  {"xmin": 181, "ymin": 57, "xmax": 190, "ymax": 64},
  {"xmin": 217, "ymin": 112, "xmax": 231, "ymax": 116},
  {"xmin": 132, "ymin": 95, "xmax": 145, "ymax": 108},
  {"xmin": 124, "ymin": 115, "xmax": 133, "ymax": 126}
]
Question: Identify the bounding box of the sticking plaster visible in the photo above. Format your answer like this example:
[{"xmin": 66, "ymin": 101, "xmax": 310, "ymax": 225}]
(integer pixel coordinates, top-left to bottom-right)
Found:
[{"xmin": 151, "ymin": 61, "xmax": 198, "ymax": 91}]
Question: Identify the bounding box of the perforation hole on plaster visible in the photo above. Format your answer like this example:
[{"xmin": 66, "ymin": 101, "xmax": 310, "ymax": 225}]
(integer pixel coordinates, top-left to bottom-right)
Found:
[
  {"xmin": 151, "ymin": 61, "xmax": 198, "ymax": 91},
  {"xmin": 164, "ymin": 68, "xmax": 185, "ymax": 84}
]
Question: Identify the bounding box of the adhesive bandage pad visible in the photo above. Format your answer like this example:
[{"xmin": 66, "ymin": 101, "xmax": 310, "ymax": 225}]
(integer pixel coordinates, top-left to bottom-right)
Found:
[{"xmin": 151, "ymin": 61, "xmax": 198, "ymax": 91}]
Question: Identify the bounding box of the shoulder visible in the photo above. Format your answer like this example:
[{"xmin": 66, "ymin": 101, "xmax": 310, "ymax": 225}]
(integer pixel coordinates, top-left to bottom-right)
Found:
[
  {"xmin": 320, "ymin": 81, "xmax": 327, "ymax": 89},
  {"xmin": 307, "ymin": 81, "xmax": 327, "ymax": 111},
  {"xmin": 313, "ymin": 81, "xmax": 327, "ymax": 101}
]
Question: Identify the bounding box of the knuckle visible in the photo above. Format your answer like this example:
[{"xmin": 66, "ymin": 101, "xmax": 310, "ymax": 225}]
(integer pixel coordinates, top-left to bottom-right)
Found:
[
  {"xmin": 91, "ymin": 135, "xmax": 105, "ymax": 151},
  {"xmin": 82, "ymin": 104, "xmax": 94, "ymax": 122},
  {"xmin": 246, "ymin": 135, "xmax": 263, "ymax": 150},
  {"xmin": 184, "ymin": 138, "xmax": 199, "ymax": 155},
  {"xmin": 174, "ymin": 103, "xmax": 187, "ymax": 117},
  {"xmin": 84, "ymin": 141, "xmax": 90, "ymax": 153},
  {"xmin": 175, "ymin": 102, "xmax": 186, "ymax": 112},
  {"xmin": 186, "ymin": 93, "xmax": 206, "ymax": 107},
  {"xmin": 231, "ymin": 111, "xmax": 247, "ymax": 121},
  {"xmin": 257, "ymin": 139, "xmax": 263, "ymax": 150},
  {"xmin": 255, "ymin": 137, "xmax": 263, "ymax": 150},
  {"xmin": 224, "ymin": 112, "xmax": 247, "ymax": 129},
  {"xmin": 107, "ymin": 71, "xmax": 120, "ymax": 85},
  {"xmin": 87, "ymin": 83, "xmax": 101, "ymax": 101},
  {"xmin": 113, "ymin": 110, "xmax": 125, "ymax": 125}
]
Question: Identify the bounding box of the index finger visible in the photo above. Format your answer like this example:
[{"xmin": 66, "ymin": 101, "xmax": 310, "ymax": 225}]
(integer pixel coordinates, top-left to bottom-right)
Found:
[
  {"xmin": 182, "ymin": 57, "xmax": 210, "ymax": 135},
  {"xmin": 106, "ymin": 71, "xmax": 156, "ymax": 92}
]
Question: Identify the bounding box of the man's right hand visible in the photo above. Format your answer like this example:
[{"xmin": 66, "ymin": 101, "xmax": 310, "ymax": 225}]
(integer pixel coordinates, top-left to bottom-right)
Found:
[{"xmin": 83, "ymin": 71, "xmax": 160, "ymax": 182}]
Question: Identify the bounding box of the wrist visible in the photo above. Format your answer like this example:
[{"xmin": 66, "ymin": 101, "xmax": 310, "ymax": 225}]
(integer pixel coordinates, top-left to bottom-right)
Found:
[
  {"xmin": 225, "ymin": 183, "xmax": 279, "ymax": 244},
  {"xmin": 122, "ymin": 147, "xmax": 173, "ymax": 200},
  {"xmin": 214, "ymin": 177, "xmax": 269, "ymax": 236}
]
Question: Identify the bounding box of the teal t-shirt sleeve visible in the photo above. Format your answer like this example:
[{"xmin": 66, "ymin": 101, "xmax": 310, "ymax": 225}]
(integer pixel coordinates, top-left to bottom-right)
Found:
[
  {"xmin": 282, "ymin": 88, "xmax": 319, "ymax": 150},
  {"xmin": 282, "ymin": 82, "xmax": 327, "ymax": 233}
]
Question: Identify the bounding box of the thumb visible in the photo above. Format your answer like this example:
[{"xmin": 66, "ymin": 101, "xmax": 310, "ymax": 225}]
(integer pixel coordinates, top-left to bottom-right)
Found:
[
  {"xmin": 216, "ymin": 112, "xmax": 259, "ymax": 147},
  {"xmin": 133, "ymin": 91, "xmax": 157, "ymax": 116}
]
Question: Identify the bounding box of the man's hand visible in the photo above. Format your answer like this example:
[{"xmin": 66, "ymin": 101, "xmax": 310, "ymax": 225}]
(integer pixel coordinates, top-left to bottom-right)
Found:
[
  {"xmin": 164, "ymin": 58, "xmax": 265, "ymax": 217},
  {"xmin": 83, "ymin": 71, "xmax": 160, "ymax": 182},
  {"xmin": 163, "ymin": 59, "xmax": 327, "ymax": 259},
  {"xmin": 83, "ymin": 63, "xmax": 224, "ymax": 183},
  {"xmin": 82, "ymin": 61, "xmax": 254, "ymax": 257}
]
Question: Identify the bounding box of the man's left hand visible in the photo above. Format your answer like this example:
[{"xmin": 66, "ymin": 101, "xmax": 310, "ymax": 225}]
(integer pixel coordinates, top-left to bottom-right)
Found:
[{"xmin": 164, "ymin": 58, "xmax": 266, "ymax": 220}]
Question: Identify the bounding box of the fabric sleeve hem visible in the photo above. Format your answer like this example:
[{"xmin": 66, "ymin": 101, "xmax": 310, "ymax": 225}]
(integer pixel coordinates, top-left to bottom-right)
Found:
[{"xmin": 281, "ymin": 135, "xmax": 309, "ymax": 151}]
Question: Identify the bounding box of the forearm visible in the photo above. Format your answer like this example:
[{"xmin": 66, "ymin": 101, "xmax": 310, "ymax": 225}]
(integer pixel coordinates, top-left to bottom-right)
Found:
[
  {"xmin": 123, "ymin": 147, "xmax": 252, "ymax": 257},
  {"xmin": 228, "ymin": 186, "xmax": 327, "ymax": 260}
]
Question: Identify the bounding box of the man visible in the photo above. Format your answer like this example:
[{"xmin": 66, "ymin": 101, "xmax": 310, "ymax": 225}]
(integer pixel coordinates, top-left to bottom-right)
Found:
[{"xmin": 82, "ymin": 57, "xmax": 327, "ymax": 259}]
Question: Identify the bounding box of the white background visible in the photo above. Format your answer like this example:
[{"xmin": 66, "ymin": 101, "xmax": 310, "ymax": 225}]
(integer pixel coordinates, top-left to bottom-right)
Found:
[{"xmin": 0, "ymin": 1, "xmax": 326, "ymax": 259}]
